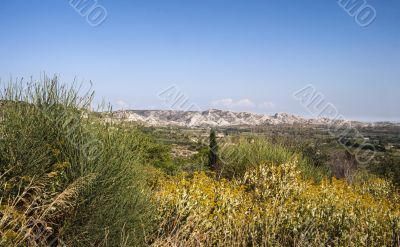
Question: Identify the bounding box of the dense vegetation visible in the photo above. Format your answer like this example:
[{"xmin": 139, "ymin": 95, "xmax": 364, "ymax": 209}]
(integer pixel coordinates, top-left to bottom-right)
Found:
[
  {"xmin": 0, "ymin": 77, "xmax": 399, "ymax": 246},
  {"xmin": 0, "ymin": 78, "xmax": 158, "ymax": 246}
]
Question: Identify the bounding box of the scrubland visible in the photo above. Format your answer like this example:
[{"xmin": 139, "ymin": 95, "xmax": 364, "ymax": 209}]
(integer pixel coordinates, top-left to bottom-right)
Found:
[{"xmin": 0, "ymin": 77, "xmax": 399, "ymax": 246}]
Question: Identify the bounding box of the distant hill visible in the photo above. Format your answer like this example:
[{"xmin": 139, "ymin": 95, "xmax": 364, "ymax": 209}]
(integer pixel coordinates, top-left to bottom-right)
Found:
[{"xmin": 111, "ymin": 109, "xmax": 373, "ymax": 127}]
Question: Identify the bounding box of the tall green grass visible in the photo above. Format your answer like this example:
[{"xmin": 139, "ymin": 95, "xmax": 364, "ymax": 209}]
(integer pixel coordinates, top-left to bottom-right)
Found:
[
  {"xmin": 218, "ymin": 136, "xmax": 329, "ymax": 181},
  {"xmin": 0, "ymin": 76, "xmax": 158, "ymax": 246}
]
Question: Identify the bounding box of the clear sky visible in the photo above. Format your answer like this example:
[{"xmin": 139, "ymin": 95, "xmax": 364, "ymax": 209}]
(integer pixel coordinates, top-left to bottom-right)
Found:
[{"xmin": 0, "ymin": 0, "xmax": 399, "ymax": 121}]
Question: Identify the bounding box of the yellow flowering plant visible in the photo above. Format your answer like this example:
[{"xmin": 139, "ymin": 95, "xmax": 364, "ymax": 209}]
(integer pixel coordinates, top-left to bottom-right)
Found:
[{"xmin": 154, "ymin": 160, "xmax": 400, "ymax": 246}]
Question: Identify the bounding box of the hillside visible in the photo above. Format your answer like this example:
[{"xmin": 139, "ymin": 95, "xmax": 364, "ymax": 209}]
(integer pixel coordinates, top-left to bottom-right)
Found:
[{"xmin": 112, "ymin": 109, "xmax": 365, "ymax": 127}]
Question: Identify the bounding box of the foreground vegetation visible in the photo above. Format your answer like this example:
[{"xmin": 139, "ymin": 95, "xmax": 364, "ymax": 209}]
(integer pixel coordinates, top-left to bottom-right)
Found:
[
  {"xmin": 0, "ymin": 78, "xmax": 158, "ymax": 246},
  {"xmin": 155, "ymin": 162, "xmax": 400, "ymax": 246},
  {"xmin": 0, "ymin": 77, "xmax": 399, "ymax": 246}
]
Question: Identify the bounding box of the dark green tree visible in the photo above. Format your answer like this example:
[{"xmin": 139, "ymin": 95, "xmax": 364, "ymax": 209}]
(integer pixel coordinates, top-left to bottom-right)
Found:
[{"xmin": 208, "ymin": 129, "xmax": 218, "ymax": 170}]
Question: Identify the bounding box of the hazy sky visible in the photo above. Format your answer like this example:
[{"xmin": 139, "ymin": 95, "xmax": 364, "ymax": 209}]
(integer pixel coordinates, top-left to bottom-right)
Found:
[{"xmin": 0, "ymin": 0, "xmax": 399, "ymax": 121}]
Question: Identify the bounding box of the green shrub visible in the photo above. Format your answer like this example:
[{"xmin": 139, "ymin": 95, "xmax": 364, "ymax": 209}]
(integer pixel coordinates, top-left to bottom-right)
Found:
[
  {"xmin": 218, "ymin": 136, "xmax": 328, "ymax": 181},
  {"xmin": 0, "ymin": 76, "xmax": 156, "ymax": 246},
  {"xmin": 61, "ymin": 125, "xmax": 157, "ymax": 246}
]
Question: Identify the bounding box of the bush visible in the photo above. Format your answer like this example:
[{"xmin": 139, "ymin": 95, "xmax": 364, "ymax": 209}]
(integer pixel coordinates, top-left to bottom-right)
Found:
[
  {"xmin": 217, "ymin": 136, "xmax": 328, "ymax": 181},
  {"xmin": 61, "ymin": 125, "xmax": 158, "ymax": 246},
  {"xmin": 0, "ymin": 77, "xmax": 98, "ymax": 246},
  {"xmin": 0, "ymin": 76, "xmax": 156, "ymax": 246},
  {"xmin": 154, "ymin": 159, "xmax": 400, "ymax": 246}
]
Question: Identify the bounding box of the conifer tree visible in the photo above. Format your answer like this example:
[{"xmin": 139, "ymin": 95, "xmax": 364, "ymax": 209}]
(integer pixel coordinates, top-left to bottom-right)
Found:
[{"xmin": 208, "ymin": 129, "xmax": 218, "ymax": 170}]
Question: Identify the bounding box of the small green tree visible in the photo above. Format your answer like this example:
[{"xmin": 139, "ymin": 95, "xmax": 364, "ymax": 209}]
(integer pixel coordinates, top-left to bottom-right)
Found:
[{"xmin": 208, "ymin": 129, "xmax": 218, "ymax": 170}]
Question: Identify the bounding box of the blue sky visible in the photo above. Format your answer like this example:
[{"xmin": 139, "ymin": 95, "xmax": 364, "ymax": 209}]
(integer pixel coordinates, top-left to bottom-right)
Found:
[{"xmin": 0, "ymin": 0, "xmax": 399, "ymax": 121}]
